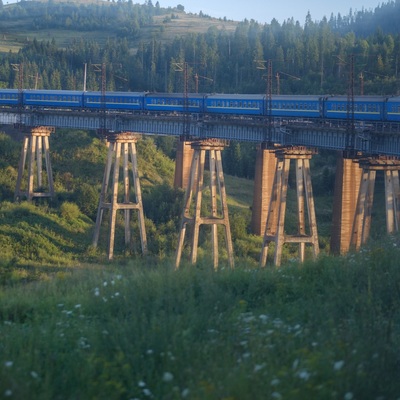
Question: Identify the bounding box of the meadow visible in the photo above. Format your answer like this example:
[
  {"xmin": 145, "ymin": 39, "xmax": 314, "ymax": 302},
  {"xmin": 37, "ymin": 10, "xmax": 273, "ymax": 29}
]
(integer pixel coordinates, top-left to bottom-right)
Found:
[
  {"xmin": 0, "ymin": 130, "xmax": 398, "ymax": 399},
  {"xmin": 1, "ymin": 240, "xmax": 400, "ymax": 399}
]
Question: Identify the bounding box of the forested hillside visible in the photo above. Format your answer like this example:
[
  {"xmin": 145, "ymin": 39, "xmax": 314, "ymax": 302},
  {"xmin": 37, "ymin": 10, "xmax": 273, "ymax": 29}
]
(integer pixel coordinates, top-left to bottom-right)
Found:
[{"xmin": 0, "ymin": 0, "xmax": 399, "ymax": 95}]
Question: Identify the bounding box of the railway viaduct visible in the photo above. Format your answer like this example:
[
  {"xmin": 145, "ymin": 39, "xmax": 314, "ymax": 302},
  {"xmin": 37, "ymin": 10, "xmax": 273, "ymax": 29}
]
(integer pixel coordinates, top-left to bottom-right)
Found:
[{"xmin": 2, "ymin": 108, "xmax": 400, "ymax": 268}]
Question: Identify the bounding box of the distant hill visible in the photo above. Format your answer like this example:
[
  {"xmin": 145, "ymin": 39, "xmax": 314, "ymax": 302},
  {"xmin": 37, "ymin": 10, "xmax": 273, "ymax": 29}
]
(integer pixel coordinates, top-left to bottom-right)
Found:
[{"xmin": 0, "ymin": 0, "xmax": 238, "ymax": 53}]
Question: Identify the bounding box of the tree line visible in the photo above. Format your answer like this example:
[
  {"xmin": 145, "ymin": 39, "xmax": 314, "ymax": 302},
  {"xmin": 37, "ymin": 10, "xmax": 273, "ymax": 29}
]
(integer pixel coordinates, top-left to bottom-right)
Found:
[{"xmin": 0, "ymin": 1, "xmax": 399, "ymax": 95}]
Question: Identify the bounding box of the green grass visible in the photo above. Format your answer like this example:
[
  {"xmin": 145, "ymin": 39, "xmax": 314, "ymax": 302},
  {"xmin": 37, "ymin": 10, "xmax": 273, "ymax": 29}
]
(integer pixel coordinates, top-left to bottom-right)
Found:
[
  {"xmin": 1, "ymin": 241, "xmax": 400, "ymax": 399},
  {"xmin": 0, "ymin": 129, "xmax": 399, "ymax": 398},
  {"xmin": 0, "ymin": 7, "xmax": 238, "ymax": 53}
]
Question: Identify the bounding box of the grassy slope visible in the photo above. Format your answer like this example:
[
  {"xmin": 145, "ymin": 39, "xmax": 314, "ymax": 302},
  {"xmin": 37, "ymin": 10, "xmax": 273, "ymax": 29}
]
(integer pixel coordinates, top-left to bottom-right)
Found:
[
  {"xmin": 0, "ymin": 2, "xmax": 238, "ymax": 53},
  {"xmin": 1, "ymin": 243, "xmax": 400, "ymax": 399}
]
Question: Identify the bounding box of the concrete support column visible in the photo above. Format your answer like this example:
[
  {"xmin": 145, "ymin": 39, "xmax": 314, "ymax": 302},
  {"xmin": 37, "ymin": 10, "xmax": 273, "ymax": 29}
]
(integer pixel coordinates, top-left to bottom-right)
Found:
[
  {"xmin": 92, "ymin": 132, "xmax": 147, "ymax": 260},
  {"xmin": 330, "ymin": 153, "xmax": 362, "ymax": 255},
  {"xmin": 350, "ymin": 157, "xmax": 400, "ymax": 250},
  {"xmin": 260, "ymin": 147, "xmax": 319, "ymax": 267},
  {"xmin": 251, "ymin": 145, "xmax": 277, "ymax": 235},
  {"xmin": 174, "ymin": 140, "xmax": 194, "ymax": 189},
  {"xmin": 14, "ymin": 126, "xmax": 55, "ymax": 201},
  {"xmin": 175, "ymin": 139, "xmax": 234, "ymax": 270}
]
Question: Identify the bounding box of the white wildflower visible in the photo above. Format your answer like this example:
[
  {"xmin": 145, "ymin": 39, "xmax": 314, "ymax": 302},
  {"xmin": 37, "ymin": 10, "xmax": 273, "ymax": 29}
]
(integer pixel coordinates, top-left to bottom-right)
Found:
[
  {"xmin": 271, "ymin": 392, "xmax": 282, "ymax": 399},
  {"xmin": 4, "ymin": 390, "xmax": 12, "ymax": 397},
  {"xmin": 253, "ymin": 363, "xmax": 266, "ymax": 373},
  {"xmin": 181, "ymin": 389, "xmax": 190, "ymax": 398},
  {"xmin": 344, "ymin": 393, "xmax": 353, "ymax": 400},
  {"xmin": 138, "ymin": 381, "xmax": 146, "ymax": 388},
  {"xmin": 30, "ymin": 371, "xmax": 39, "ymax": 379},
  {"xmin": 162, "ymin": 372, "xmax": 174, "ymax": 382},
  {"xmin": 259, "ymin": 314, "xmax": 268, "ymax": 323},
  {"xmin": 270, "ymin": 378, "xmax": 280, "ymax": 386},
  {"xmin": 298, "ymin": 370, "xmax": 310, "ymax": 380},
  {"xmin": 4, "ymin": 361, "xmax": 13, "ymax": 368},
  {"xmin": 334, "ymin": 360, "xmax": 345, "ymax": 371},
  {"xmin": 143, "ymin": 388, "xmax": 152, "ymax": 397}
]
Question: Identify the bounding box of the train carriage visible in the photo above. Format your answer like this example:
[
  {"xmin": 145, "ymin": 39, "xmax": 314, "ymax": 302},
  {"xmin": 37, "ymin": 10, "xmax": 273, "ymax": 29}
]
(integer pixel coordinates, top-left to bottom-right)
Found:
[
  {"xmin": 324, "ymin": 96, "xmax": 385, "ymax": 121},
  {"xmin": 83, "ymin": 91, "xmax": 145, "ymax": 111},
  {"xmin": 386, "ymin": 96, "xmax": 400, "ymax": 122},
  {"xmin": 205, "ymin": 94, "xmax": 264, "ymax": 116},
  {"xmin": 144, "ymin": 93, "xmax": 205, "ymax": 113},
  {"xmin": 271, "ymin": 95, "xmax": 322, "ymax": 118},
  {"xmin": 23, "ymin": 90, "xmax": 84, "ymax": 108},
  {"xmin": 0, "ymin": 89, "xmax": 20, "ymax": 107}
]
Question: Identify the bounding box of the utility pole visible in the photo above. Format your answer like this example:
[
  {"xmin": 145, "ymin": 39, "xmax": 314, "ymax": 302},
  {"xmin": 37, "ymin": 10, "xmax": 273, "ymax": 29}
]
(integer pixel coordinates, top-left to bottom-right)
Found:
[
  {"xmin": 174, "ymin": 61, "xmax": 190, "ymax": 140},
  {"xmin": 347, "ymin": 54, "xmax": 355, "ymax": 150},
  {"xmin": 92, "ymin": 63, "xmax": 107, "ymax": 136},
  {"xmin": 255, "ymin": 59, "xmax": 273, "ymax": 145},
  {"xmin": 11, "ymin": 63, "xmax": 23, "ymax": 128}
]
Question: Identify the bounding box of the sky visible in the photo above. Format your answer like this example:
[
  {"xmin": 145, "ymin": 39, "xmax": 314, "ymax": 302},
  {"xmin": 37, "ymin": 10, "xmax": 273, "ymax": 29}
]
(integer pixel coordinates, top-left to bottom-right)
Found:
[{"xmin": 158, "ymin": 0, "xmax": 382, "ymax": 24}]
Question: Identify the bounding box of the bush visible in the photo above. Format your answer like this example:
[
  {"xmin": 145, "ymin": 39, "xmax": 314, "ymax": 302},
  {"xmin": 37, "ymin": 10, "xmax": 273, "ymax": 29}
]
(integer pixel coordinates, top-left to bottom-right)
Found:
[
  {"xmin": 60, "ymin": 201, "xmax": 80, "ymax": 220},
  {"xmin": 74, "ymin": 182, "xmax": 100, "ymax": 220}
]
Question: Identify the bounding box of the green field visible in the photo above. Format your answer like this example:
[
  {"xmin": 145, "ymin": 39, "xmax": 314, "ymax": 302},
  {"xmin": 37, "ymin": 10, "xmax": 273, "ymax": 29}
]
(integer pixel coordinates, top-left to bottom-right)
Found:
[
  {"xmin": 0, "ymin": 121, "xmax": 399, "ymax": 399},
  {"xmin": 0, "ymin": 6, "xmax": 238, "ymax": 53},
  {"xmin": 1, "ymin": 244, "xmax": 400, "ymax": 399}
]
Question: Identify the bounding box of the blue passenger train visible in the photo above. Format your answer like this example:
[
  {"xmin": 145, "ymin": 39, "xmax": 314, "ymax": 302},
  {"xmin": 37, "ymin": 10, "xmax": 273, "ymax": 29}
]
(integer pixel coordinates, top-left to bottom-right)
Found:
[{"xmin": 1, "ymin": 88, "xmax": 400, "ymax": 123}]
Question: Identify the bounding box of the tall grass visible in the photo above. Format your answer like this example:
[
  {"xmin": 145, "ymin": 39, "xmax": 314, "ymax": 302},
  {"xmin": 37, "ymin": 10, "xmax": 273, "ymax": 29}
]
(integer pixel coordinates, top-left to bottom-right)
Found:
[{"xmin": 1, "ymin": 238, "xmax": 400, "ymax": 399}]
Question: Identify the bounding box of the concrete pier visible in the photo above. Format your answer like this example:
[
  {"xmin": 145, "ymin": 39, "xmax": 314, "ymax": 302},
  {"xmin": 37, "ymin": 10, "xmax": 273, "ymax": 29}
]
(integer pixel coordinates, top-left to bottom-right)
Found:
[
  {"xmin": 175, "ymin": 139, "xmax": 234, "ymax": 269},
  {"xmin": 260, "ymin": 146, "xmax": 319, "ymax": 267},
  {"xmin": 92, "ymin": 132, "xmax": 147, "ymax": 260},
  {"xmin": 14, "ymin": 126, "xmax": 55, "ymax": 201}
]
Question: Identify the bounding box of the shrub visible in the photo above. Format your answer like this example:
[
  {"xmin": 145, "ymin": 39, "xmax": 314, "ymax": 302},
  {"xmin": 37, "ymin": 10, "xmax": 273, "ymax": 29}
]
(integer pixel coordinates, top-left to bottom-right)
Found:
[{"xmin": 60, "ymin": 201, "xmax": 80, "ymax": 220}]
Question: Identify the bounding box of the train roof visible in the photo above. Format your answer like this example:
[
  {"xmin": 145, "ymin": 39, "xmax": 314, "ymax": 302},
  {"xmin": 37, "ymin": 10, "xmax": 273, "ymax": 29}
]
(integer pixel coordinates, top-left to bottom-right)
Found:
[
  {"xmin": 271, "ymin": 95, "xmax": 321, "ymax": 101},
  {"xmin": 206, "ymin": 94, "xmax": 264, "ymax": 100},
  {"xmin": 84, "ymin": 91, "xmax": 147, "ymax": 96},
  {"xmin": 205, "ymin": 94, "xmax": 322, "ymax": 101},
  {"xmin": 24, "ymin": 89, "xmax": 84, "ymax": 95},
  {"xmin": 145, "ymin": 92, "xmax": 204, "ymax": 98},
  {"xmin": 387, "ymin": 96, "xmax": 400, "ymax": 102},
  {"xmin": 326, "ymin": 95, "xmax": 386, "ymax": 102}
]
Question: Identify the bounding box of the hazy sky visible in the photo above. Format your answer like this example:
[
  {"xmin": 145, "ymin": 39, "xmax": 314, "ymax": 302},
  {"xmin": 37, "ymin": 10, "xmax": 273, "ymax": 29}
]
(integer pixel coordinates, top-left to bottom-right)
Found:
[{"xmin": 159, "ymin": 0, "xmax": 382, "ymax": 24}]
